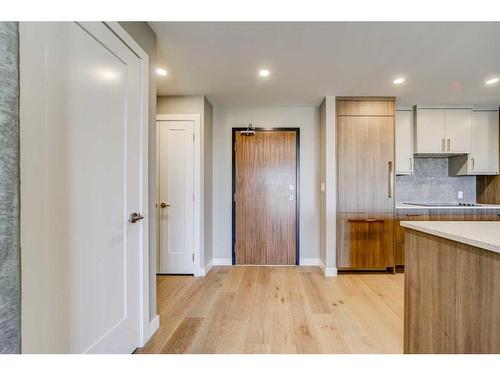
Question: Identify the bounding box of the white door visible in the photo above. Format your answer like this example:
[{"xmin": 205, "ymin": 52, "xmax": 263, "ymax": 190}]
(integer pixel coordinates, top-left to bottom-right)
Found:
[
  {"xmin": 470, "ymin": 110, "xmax": 499, "ymax": 174},
  {"xmin": 415, "ymin": 108, "xmax": 445, "ymax": 154},
  {"xmin": 158, "ymin": 120, "xmax": 195, "ymax": 274},
  {"xmin": 20, "ymin": 22, "xmax": 145, "ymax": 353},
  {"xmin": 445, "ymin": 109, "xmax": 472, "ymax": 153},
  {"xmin": 395, "ymin": 109, "xmax": 414, "ymax": 174}
]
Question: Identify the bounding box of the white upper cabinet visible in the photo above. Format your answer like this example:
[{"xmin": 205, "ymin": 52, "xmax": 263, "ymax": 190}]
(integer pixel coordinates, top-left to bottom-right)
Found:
[
  {"xmin": 444, "ymin": 108, "xmax": 472, "ymax": 153},
  {"xmin": 414, "ymin": 105, "xmax": 472, "ymax": 155},
  {"xmin": 449, "ymin": 109, "xmax": 499, "ymax": 176},
  {"xmin": 395, "ymin": 108, "xmax": 414, "ymax": 175}
]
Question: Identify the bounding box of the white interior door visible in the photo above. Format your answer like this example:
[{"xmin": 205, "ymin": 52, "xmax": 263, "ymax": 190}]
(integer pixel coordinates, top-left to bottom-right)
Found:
[
  {"xmin": 20, "ymin": 22, "xmax": 145, "ymax": 353},
  {"xmin": 158, "ymin": 120, "xmax": 195, "ymax": 274}
]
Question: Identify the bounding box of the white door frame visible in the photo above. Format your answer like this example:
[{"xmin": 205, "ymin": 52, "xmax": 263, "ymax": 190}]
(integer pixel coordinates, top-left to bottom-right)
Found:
[
  {"xmin": 19, "ymin": 21, "xmax": 153, "ymax": 350},
  {"xmin": 156, "ymin": 114, "xmax": 202, "ymax": 276},
  {"xmin": 105, "ymin": 22, "xmax": 152, "ymax": 348}
]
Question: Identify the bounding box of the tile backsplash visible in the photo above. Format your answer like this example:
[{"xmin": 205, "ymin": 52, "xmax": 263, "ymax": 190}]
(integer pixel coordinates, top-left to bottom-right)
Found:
[{"xmin": 396, "ymin": 157, "xmax": 476, "ymax": 204}]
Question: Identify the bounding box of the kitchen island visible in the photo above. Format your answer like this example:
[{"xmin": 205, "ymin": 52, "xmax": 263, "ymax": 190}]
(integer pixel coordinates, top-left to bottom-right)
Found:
[{"xmin": 401, "ymin": 221, "xmax": 500, "ymax": 354}]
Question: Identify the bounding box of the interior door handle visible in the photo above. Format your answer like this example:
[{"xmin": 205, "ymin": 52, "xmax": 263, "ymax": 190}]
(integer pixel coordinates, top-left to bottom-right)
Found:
[
  {"xmin": 160, "ymin": 202, "xmax": 170, "ymax": 208},
  {"xmin": 129, "ymin": 212, "xmax": 144, "ymax": 223}
]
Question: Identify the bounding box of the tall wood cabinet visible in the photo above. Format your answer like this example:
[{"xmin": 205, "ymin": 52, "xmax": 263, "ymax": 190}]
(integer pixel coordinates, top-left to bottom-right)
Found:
[{"xmin": 336, "ymin": 97, "xmax": 395, "ymax": 270}]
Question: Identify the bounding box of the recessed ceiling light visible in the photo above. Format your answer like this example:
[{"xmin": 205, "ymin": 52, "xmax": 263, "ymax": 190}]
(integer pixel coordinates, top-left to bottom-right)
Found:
[
  {"xmin": 393, "ymin": 77, "xmax": 405, "ymax": 85},
  {"xmin": 259, "ymin": 69, "xmax": 270, "ymax": 77},
  {"xmin": 485, "ymin": 77, "xmax": 499, "ymax": 85},
  {"xmin": 156, "ymin": 68, "xmax": 167, "ymax": 76}
]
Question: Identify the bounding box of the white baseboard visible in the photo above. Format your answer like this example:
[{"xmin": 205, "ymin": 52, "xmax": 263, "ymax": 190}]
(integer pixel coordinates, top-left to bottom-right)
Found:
[
  {"xmin": 212, "ymin": 258, "xmax": 232, "ymax": 266},
  {"xmin": 319, "ymin": 259, "xmax": 338, "ymax": 277},
  {"xmin": 148, "ymin": 315, "xmax": 160, "ymax": 339},
  {"xmin": 204, "ymin": 260, "xmax": 213, "ymax": 274},
  {"xmin": 299, "ymin": 258, "xmax": 321, "ymax": 266}
]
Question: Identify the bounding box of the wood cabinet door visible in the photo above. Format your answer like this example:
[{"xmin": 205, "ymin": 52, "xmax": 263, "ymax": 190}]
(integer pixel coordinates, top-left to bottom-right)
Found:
[
  {"xmin": 396, "ymin": 109, "xmax": 414, "ymax": 175},
  {"xmin": 394, "ymin": 209, "xmax": 430, "ymax": 266},
  {"xmin": 337, "ymin": 115, "xmax": 395, "ymax": 212},
  {"xmin": 415, "ymin": 108, "xmax": 445, "ymax": 154},
  {"xmin": 470, "ymin": 110, "xmax": 499, "ymax": 174},
  {"xmin": 445, "ymin": 109, "xmax": 472, "ymax": 154},
  {"xmin": 337, "ymin": 213, "xmax": 394, "ymax": 269}
]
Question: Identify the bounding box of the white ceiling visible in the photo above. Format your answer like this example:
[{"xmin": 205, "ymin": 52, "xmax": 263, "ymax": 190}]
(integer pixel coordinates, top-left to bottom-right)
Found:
[{"xmin": 149, "ymin": 22, "xmax": 500, "ymax": 107}]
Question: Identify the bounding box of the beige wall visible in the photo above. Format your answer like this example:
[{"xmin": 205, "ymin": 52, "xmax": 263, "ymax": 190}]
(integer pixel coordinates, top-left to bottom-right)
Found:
[
  {"xmin": 157, "ymin": 95, "xmax": 213, "ymax": 271},
  {"xmin": 119, "ymin": 21, "xmax": 159, "ymax": 318}
]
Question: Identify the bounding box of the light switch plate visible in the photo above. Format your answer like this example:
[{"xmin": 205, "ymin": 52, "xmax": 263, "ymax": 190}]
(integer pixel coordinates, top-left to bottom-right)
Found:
[{"xmin": 458, "ymin": 191, "xmax": 464, "ymax": 199}]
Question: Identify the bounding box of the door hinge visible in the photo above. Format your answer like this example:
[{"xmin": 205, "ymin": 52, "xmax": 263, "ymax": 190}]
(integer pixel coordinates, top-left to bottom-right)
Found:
[
  {"xmin": 192, "ymin": 133, "xmax": 195, "ymax": 142},
  {"xmin": 233, "ymin": 192, "xmax": 236, "ymax": 202},
  {"xmin": 193, "ymin": 193, "xmax": 195, "ymax": 202},
  {"xmin": 192, "ymin": 253, "xmax": 194, "ymax": 262},
  {"xmin": 233, "ymin": 142, "xmax": 237, "ymax": 152}
]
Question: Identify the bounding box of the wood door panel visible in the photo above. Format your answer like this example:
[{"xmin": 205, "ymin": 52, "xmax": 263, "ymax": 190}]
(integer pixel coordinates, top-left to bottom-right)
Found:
[
  {"xmin": 337, "ymin": 213, "xmax": 394, "ymax": 269},
  {"xmin": 235, "ymin": 130, "xmax": 297, "ymax": 265},
  {"xmin": 337, "ymin": 115, "xmax": 395, "ymax": 212}
]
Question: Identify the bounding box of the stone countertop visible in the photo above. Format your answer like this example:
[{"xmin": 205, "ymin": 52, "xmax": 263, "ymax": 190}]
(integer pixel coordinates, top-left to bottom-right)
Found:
[
  {"xmin": 396, "ymin": 203, "xmax": 500, "ymax": 210},
  {"xmin": 400, "ymin": 221, "xmax": 500, "ymax": 254}
]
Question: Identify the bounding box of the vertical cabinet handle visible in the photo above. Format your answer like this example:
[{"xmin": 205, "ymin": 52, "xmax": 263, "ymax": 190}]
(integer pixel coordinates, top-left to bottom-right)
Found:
[
  {"xmin": 388, "ymin": 161, "xmax": 394, "ymax": 198},
  {"xmin": 447, "ymin": 139, "xmax": 451, "ymax": 151},
  {"xmin": 441, "ymin": 138, "xmax": 445, "ymax": 151},
  {"xmin": 409, "ymin": 157, "xmax": 412, "ymax": 171},
  {"xmin": 471, "ymin": 157, "xmax": 475, "ymax": 171}
]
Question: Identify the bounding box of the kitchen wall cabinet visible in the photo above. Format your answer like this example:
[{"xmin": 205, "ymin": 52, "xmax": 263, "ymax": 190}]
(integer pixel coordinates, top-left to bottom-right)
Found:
[
  {"xmin": 449, "ymin": 109, "xmax": 499, "ymax": 176},
  {"xmin": 394, "ymin": 208, "xmax": 500, "ymax": 266},
  {"xmin": 395, "ymin": 108, "xmax": 413, "ymax": 175},
  {"xmin": 336, "ymin": 97, "xmax": 395, "ymax": 270},
  {"xmin": 337, "ymin": 213, "xmax": 394, "ymax": 269},
  {"xmin": 414, "ymin": 106, "xmax": 472, "ymax": 155}
]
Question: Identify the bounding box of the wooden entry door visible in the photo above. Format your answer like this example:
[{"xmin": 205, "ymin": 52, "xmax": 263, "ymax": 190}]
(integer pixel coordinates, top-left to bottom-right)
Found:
[{"xmin": 233, "ymin": 129, "xmax": 298, "ymax": 265}]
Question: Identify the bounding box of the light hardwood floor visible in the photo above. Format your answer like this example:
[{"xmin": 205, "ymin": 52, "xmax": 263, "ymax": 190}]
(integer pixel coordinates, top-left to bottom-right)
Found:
[{"xmin": 139, "ymin": 266, "xmax": 404, "ymax": 354}]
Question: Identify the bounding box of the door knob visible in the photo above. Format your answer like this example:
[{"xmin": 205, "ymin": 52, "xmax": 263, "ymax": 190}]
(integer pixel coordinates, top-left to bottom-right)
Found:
[
  {"xmin": 160, "ymin": 203, "xmax": 170, "ymax": 208},
  {"xmin": 129, "ymin": 212, "xmax": 144, "ymax": 223}
]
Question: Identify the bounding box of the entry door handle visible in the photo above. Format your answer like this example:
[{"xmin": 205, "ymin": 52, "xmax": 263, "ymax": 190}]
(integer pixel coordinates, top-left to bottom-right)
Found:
[{"xmin": 160, "ymin": 202, "xmax": 171, "ymax": 208}]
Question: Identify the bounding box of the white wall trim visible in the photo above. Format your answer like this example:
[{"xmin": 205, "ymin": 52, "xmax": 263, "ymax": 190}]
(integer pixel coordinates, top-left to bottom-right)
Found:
[
  {"xmin": 319, "ymin": 259, "xmax": 338, "ymax": 277},
  {"xmin": 156, "ymin": 114, "xmax": 203, "ymax": 278},
  {"xmin": 299, "ymin": 258, "xmax": 321, "ymax": 266},
  {"xmin": 212, "ymin": 258, "xmax": 232, "ymax": 266},
  {"xmin": 148, "ymin": 315, "xmax": 160, "ymax": 339}
]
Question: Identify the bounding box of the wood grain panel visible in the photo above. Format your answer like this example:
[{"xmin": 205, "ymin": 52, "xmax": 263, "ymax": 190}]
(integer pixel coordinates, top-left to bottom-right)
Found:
[
  {"xmin": 337, "ymin": 115, "xmax": 395, "ymax": 213},
  {"xmin": 404, "ymin": 229, "xmax": 500, "ymax": 353},
  {"xmin": 336, "ymin": 98, "xmax": 395, "ymax": 116},
  {"xmin": 477, "ymin": 175, "xmax": 500, "ymax": 204},
  {"xmin": 394, "ymin": 209, "xmax": 429, "ymax": 266},
  {"xmin": 395, "ymin": 209, "xmax": 500, "ymax": 267},
  {"xmin": 337, "ymin": 213, "xmax": 394, "ymax": 269},
  {"xmin": 235, "ymin": 130, "xmax": 297, "ymax": 265}
]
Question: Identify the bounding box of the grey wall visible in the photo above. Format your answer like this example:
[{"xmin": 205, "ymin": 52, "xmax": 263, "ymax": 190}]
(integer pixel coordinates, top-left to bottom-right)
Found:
[
  {"xmin": 212, "ymin": 106, "xmax": 321, "ymax": 263},
  {"xmin": 119, "ymin": 22, "xmax": 158, "ymax": 321},
  {"xmin": 396, "ymin": 157, "xmax": 476, "ymax": 204},
  {"xmin": 0, "ymin": 22, "xmax": 20, "ymax": 354}
]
